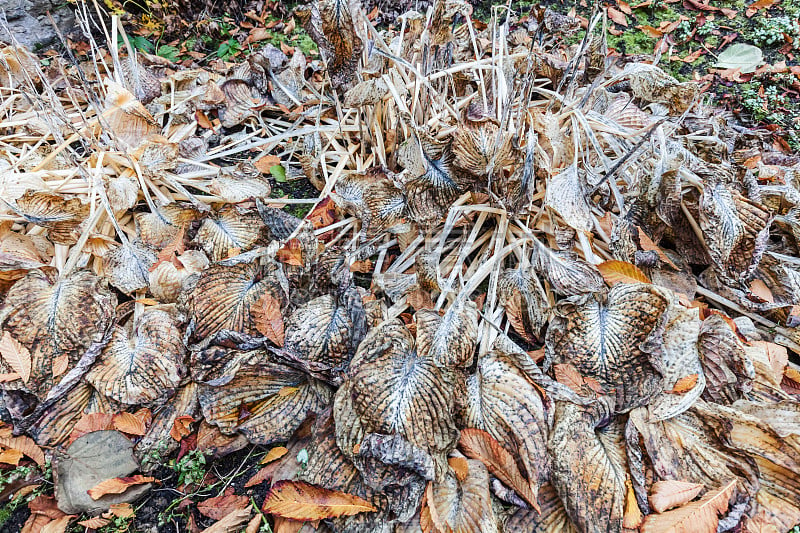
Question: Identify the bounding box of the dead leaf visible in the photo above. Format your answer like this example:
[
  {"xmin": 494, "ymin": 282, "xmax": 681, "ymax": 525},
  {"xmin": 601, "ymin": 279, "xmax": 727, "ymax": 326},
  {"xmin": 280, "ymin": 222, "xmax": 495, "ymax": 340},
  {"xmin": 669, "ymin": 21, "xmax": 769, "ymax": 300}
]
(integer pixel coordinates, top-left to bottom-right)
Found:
[
  {"xmin": 597, "ymin": 260, "xmax": 651, "ymax": 285},
  {"xmin": 87, "ymin": 475, "xmax": 156, "ymax": 500},
  {"xmin": 253, "ymin": 292, "xmax": 285, "ymax": 346},
  {"xmin": 668, "ymin": 374, "xmax": 700, "ymax": 394},
  {"xmin": 198, "ymin": 488, "xmax": 250, "ymax": 520},
  {"xmin": 608, "ymin": 6, "xmax": 628, "ymax": 26},
  {"xmin": 746, "ymin": 0, "xmax": 776, "ymax": 17},
  {"xmin": 0, "ymin": 332, "xmax": 31, "ymax": 383},
  {"xmin": 170, "ymin": 415, "xmax": 194, "ymax": 442},
  {"xmin": 642, "ymin": 480, "xmax": 736, "ymax": 533},
  {"xmin": 261, "ymin": 446, "xmax": 289, "ymax": 464},
  {"xmin": 201, "ymin": 508, "xmax": 253, "ymax": 533},
  {"xmin": 262, "ymin": 480, "xmax": 376, "ymax": 520},
  {"xmin": 649, "ymin": 480, "xmax": 705, "ymax": 513}
]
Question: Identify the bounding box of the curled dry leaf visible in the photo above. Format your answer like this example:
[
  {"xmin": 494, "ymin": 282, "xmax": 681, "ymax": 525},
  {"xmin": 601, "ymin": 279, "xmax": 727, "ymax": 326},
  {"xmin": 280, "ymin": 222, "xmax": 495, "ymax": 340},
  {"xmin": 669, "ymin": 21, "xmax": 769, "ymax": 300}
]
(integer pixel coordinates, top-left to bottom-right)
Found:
[
  {"xmin": 414, "ymin": 298, "xmax": 478, "ymax": 367},
  {"xmin": 333, "ymin": 168, "xmax": 408, "ymax": 238},
  {"xmin": 88, "ymin": 475, "xmax": 156, "ymax": 500},
  {"xmin": 531, "ymin": 239, "xmax": 605, "ymax": 296},
  {"xmin": 193, "ymin": 205, "xmax": 266, "ymax": 262},
  {"xmin": 86, "ymin": 309, "xmax": 186, "ymax": 404},
  {"xmin": 283, "ymin": 294, "xmax": 353, "ymax": 368},
  {"xmin": 13, "ymin": 191, "xmax": 88, "ymax": 245},
  {"xmin": 104, "ymin": 241, "xmax": 158, "ymax": 295},
  {"xmin": 263, "ymin": 480, "xmax": 376, "ymax": 521},
  {"xmin": 649, "ymin": 480, "xmax": 705, "ymax": 513}
]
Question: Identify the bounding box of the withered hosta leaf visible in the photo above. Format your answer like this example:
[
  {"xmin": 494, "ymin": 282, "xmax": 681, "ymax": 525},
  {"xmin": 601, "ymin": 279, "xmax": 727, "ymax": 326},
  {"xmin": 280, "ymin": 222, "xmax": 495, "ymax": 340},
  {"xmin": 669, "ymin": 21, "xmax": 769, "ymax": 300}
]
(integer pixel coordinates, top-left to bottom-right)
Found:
[
  {"xmin": 0, "ymin": 269, "xmax": 115, "ymax": 398},
  {"xmin": 546, "ymin": 283, "xmax": 669, "ymax": 411},
  {"xmin": 296, "ymin": 0, "xmax": 363, "ymax": 91},
  {"xmin": 334, "ymin": 319, "xmax": 459, "ymax": 486},
  {"xmin": 421, "ymin": 459, "xmax": 499, "ymax": 533},
  {"xmin": 505, "ymin": 484, "xmax": 578, "ymax": 533},
  {"xmin": 700, "ymin": 182, "xmax": 772, "ymax": 281},
  {"xmin": 414, "ymin": 298, "xmax": 478, "ymax": 368},
  {"xmin": 461, "ymin": 351, "xmax": 548, "ymax": 497},
  {"xmin": 697, "ymin": 314, "xmax": 754, "ymax": 404},
  {"xmin": 219, "ymin": 79, "xmax": 264, "ymax": 128},
  {"xmin": 185, "ymin": 261, "xmax": 285, "ymax": 341},
  {"xmin": 333, "ymin": 168, "xmax": 408, "ymax": 238},
  {"xmin": 451, "ymin": 123, "xmax": 515, "ymax": 178},
  {"xmin": 86, "ymin": 309, "xmax": 186, "ymax": 404},
  {"xmin": 628, "ymin": 407, "xmax": 758, "ymax": 497},
  {"xmin": 104, "ymin": 240, "xmax": 158, "ymax": 294},
  {"xmin": 29, "ymin": 382, "xmax": 93, "ymax": 446},
  {"xmin": 531, "ymin": 239, "xmax": 605, "ymax": 296},
  {"xmin": 498, "ymin": 268, "xmax": 548, "ymax": 343},
  {"xmin": 397, "ymin": 138, "xmax": 462, "ymax": 228},
  {"xmin": 104, "ymin": 81, "xmax": 160, "ymax": 148},
  {"xmin": 199, "ymin": 350, "xmax": 330, "ymax": 445},
  {"xmin": 641, "ymin": 479, "xmax": 736, "ymax": 533},
  {"xmin": 13, "ymin": 191, "xmax": 89, "ymax": 244},
  {"xmin": 301, "ymin": 411, "xmax": 422, "ymax": 531},
  {"xmin": 548, "ymin": 398, "xmax": 626, "ymax": 533},
  {"xmin": 694, "ymin": 401, "xmax": 800, "ymax": 514},
  {"xmin": 193, "ymin": 205, "xmax": 266, "ymax": 261},
  {"xmin": 135, "ymin": 203, "xmax": 200, "ymax": 249},
  {"xmin": 544, "ymin": 166, "xmax": 593, "ymax": 233},
  {"xmin": 458, "ymin": 428, "xmax": 537, "ymax": 509},
  {"xmin": 284, "ymin": 294, "xmax": 354, "ymax": 369},
  {"xmin": 648, "ymin": 305, "xmax": 706, "ymax": 421}
]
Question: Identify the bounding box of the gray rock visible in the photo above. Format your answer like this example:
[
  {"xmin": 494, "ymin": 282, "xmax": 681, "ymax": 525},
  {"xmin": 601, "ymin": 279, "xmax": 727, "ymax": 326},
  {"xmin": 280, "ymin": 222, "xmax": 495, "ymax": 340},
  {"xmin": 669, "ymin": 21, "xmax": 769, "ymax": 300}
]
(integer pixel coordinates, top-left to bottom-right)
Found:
[
  {"xmin": 55, "ymin": 430, "xmax": 152, "ymax": 514},
  {"xmin": 0, "ymin": 0, "xmax": 76, "ymax": 49}
]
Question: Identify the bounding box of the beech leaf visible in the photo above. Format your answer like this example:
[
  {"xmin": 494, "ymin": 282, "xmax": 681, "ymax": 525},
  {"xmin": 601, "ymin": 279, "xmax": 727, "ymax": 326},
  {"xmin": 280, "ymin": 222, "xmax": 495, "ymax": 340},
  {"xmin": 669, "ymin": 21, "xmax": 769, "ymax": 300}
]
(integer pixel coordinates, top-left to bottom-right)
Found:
[{"xmin": 262, "ymin": 480, "xmax": 376, "ymax": 520}]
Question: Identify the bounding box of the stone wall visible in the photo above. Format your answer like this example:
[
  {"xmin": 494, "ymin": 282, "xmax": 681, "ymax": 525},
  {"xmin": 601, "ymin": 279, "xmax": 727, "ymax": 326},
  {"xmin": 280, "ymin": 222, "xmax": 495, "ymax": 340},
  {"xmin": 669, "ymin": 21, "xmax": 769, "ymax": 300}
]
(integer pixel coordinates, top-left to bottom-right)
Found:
[{"xmin": 1, "ymin": 0, "xmax": 76, "ymax": 49}]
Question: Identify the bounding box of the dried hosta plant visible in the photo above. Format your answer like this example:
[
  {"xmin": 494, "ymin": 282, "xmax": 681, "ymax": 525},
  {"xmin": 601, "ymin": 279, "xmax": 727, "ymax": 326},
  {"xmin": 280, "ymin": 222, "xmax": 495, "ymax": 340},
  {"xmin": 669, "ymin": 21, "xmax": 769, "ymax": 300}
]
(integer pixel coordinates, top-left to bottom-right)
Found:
[{"xmin": 2, "ymin": 0, "xmax": 800, "ymax": 531}]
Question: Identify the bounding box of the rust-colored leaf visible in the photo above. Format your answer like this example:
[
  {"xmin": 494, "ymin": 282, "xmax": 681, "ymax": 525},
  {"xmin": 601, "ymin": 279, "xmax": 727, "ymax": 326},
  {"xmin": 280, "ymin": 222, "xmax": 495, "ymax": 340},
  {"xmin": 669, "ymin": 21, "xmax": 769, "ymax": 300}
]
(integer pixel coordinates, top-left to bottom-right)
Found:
[
  {"xmin": 746, "ymin": 0, "xmax": 776, "ymax": 17},
  {"xmin": 459, "ymin": 428, "xmax": 538, "ymax": 510},
  {"xmin": 255, "ymin": 155, "xmax": 281, "ymax": 174},
  {"xmin": 607, "ymin": 6, "xmax": 628, "ymax": 26},
  {"xmin": 447, "ymin": 457, "xmax": 469, "ymax": 482},
  {"xmin": 262, "ymin": 480, "xmax": 376, "ymax": 520},
  {"xmin": 170, "ymin": 415, "xmax": 194, "ymax": 442},
  {"xmin": 253, "ymin": 292, "xmax": 285, "ymax": 346},
  {"xmin": 198, "ymin": 488, "xmax": 250, "ymax": 520},
  {"xmin": 87, "ymin": 475, "xmax": 156, "ymax": 500},
  {"xmin": 78, "ymin": 517, "xmax": 110, "ymax": 528},
  {"xmin": 0, "ymin": 433, "xmax": 45, "ymax": 466},
  {"xmin": 112, "ymin": 412, "xmax": 147, "ymax": 436},
  {"xmin": 668, "ymin": 374, "xmax": 700, "ymax": 394}
]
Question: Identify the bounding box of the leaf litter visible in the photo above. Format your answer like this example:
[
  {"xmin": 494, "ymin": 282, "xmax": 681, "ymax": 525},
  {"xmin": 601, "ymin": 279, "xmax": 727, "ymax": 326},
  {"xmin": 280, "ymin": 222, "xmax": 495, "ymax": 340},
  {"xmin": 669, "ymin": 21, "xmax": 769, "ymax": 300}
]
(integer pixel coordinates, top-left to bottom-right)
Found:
[{"xmin": 0, "ymin": 0, "xmax": 800, "ymax": 531}]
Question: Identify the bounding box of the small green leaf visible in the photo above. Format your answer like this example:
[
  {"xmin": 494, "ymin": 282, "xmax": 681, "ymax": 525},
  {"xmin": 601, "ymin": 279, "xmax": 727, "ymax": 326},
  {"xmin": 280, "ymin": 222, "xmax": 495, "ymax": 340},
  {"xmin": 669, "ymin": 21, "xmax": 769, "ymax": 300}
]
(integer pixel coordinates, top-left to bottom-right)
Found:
[
  {"xmin": 714, "ymin": 43, "xmax": 763, "ymax": 74},
  {"xmin": 270, "ymin": 165, "xmax": 287, "ymax": 183},
  {"xmin": 156, "ymin": 45, "xmax": 179, "ymax": 62}
]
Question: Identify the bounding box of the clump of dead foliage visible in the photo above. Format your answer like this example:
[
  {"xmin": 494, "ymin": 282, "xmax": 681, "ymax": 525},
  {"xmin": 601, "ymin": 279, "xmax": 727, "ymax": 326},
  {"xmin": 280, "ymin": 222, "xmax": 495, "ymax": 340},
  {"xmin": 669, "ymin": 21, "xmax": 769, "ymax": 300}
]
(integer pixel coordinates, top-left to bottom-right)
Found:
[{"xmin": 1, "ymin": 0, "xmax": 800, "ymax": 532}]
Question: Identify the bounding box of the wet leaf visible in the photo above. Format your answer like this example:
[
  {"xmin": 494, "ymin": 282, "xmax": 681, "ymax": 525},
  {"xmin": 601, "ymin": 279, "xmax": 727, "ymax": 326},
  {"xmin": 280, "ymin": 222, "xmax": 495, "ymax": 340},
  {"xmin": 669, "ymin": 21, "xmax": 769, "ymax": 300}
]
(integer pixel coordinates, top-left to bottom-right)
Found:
[
  {"xmin": 263, "ymin": 480, "xmax": 376, "ymax": 521},
  {"xmin": 334, "ymin": 318, "xmax": 459, "ymax": 485},
  {"xmin": 252, "ymin": 292, "xmax": 285, "ymax": 346},
  {"xmin": 549, "ymin": 398, "xmax": 626, "ymax": 533}
]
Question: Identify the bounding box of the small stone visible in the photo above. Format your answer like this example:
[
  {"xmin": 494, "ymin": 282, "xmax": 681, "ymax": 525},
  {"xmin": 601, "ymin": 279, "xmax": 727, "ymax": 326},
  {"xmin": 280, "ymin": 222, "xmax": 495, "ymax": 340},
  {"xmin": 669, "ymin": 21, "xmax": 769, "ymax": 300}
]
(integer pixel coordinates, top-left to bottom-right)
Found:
[{"xmin": 55, "ymin": 430, "xmax": 152, "ymax": 514}]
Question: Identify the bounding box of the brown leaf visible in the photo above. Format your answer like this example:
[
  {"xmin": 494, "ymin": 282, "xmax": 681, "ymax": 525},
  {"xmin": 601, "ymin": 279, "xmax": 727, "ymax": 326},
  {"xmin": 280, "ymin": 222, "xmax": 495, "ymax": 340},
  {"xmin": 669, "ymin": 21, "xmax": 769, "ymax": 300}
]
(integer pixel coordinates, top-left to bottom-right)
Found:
[
  {"xmin": 649, "ymin": 480, "xmax": 705, "ymax": 513},
  {"xmin": 261, "ymin": 446, "xmax": 289, "ymax": 465},
  {"xmin": 597, "ymin": 260, "xmax": 651, "ymax": 285},
  {"xmin": 255, "ymin": 154, "xmax": 281, "ymax": 174},
  {"xmin": 170, "ymin": 415, "xmax": 195, "ymax": 442},
  {"xmin": 0, "ymin": 433, "xmax": 45, "ymax": 466},
  {"xmin": 447, "ymin": 457, "xmax": 469, "ymax": 482},
  {"xmin": 624, "ymin": 480, "xmax": 644, "ymax": 529},
  {"xmin": 607, "ymin": 6, "xmax": 628, "ymax": 26},
  {"xmin": 87, "ymin": 475, "xmax": 156, "ymax": 500},
  {"xmin": 262, "ymin": 480, "xmax": 376, "ymax": 520},
  {"xmin": 253, "ymin": 292, "xmax": 285, "ymax": 346},
  {"xmin": 273, "ymin": 516, "xmax": 306, "ymax": 533},
  {"xmin": 112, "ymin": 412, "xmax": 147, "ymax": 436},
  {"xmin": 642, "ymin": 480, "xmax": 736, "ymax": 533},
  {"xmin": 108, "ymin": 503, "xmax": 135, "ymax": 518},
  {"xmin": 746, "ymin": 0, "xmax": 776, "ymax": 17},
  {"xmin": 668, "ymin": 374, "xmax": 700, "ymax": 394},
  {"xmin": 0, "ymin": 332, "xmax": 31, "ymax": 383},
  {"xmin": 69, "ymin": 413, "xmax": 115, "ymax": 443},
  {"xmin": 0, "ymin": 448, "xmax": 24, "ymax": 465},
  {"xmin": 78, "ymin": 517, "xmax": 110, "ymax": 528},
  {"xmin": 201, "ymin": 508, "xmax": 253, "ymax": 533},
  {"xmin": 459, "ymin": 428, "xmax": 538, "ymax": 510},
  {"xmin": 198, "ymin": 489, "xmax": 250, "ymax": 520},
  {"xmin": 422, "ymin": 459, "xmax": 499, "ymax": 532}
]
